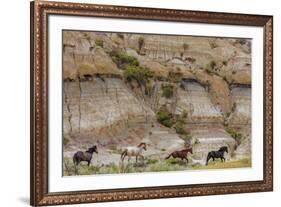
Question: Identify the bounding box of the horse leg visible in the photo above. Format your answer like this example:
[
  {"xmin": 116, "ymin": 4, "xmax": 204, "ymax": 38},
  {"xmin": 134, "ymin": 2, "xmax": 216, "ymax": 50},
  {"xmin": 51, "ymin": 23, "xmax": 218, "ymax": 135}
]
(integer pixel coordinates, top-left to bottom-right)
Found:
[
  {"xmin": 184, "ymin": 157, "xmax": 189, "ymax": 163},
  {"xmin": 206, "ymin": 154, "xmax": 210, "ymax": 166},
  {"xmin": 121, "ymin": 150, "xmax": 128, "ymax": 162},
  {"xmin": 88, "ymin": 160, "xmax": 91, "ymax": 166},
  {"xmin": 122, "ymin": 154, "xmax": 126, "ymax": 162},
  {"xmin": 128, "ymin": 155, "xmax": 131, "ymax": 162},
  {"xmin": 140, "ymin": 155, "xmax": 145, "ymax": 163},
  {"xmin": 136, "ymin": 155, "xmax": 138, "ymax": 163},
  {"xmin": 76, "ymin": 159, "xmax": 81, "ymax": 166}
]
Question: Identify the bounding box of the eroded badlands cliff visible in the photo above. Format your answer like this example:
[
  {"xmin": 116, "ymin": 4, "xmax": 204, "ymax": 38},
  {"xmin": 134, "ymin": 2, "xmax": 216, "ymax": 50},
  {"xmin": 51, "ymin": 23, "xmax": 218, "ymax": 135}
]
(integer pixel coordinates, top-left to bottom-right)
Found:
[{"xmin": 63, "ymin": 31, "xmax": 251, "ymax": 164}]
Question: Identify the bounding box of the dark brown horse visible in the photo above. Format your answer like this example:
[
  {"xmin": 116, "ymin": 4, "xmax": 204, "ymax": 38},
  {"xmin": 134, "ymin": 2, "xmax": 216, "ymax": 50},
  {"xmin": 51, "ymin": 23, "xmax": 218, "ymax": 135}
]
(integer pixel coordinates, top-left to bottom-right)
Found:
[
  {"xmin": 73, "ymin": 145, "xmax": 98, "ymax": 167},
  {"xmin": 165, "ymin": 147, "xmax": 193, "ymax": 163}
]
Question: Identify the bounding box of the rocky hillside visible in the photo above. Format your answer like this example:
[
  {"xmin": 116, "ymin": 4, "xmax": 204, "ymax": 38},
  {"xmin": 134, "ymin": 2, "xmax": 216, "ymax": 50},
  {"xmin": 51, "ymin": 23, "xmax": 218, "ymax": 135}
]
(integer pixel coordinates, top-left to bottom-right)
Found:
[{"xmin": 63, "ymin": 31, "xmax": 251, "ymax": 163}]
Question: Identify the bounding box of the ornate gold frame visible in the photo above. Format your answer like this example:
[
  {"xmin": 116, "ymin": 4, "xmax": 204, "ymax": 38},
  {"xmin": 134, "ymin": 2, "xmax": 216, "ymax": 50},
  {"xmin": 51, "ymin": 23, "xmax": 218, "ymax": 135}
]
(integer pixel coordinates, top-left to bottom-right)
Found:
[{"xmin": 30, "ymin": 1, "xmax": 273, "ymax": 206}]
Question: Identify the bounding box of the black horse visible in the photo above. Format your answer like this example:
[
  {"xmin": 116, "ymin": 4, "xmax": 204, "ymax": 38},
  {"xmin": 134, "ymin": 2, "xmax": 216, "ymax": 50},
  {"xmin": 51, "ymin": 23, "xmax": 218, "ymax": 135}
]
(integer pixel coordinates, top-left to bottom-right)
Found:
[
  {"xmin": 206, "ymin": 146, "xmax": 228, "ymax": 165},
  {"xmin": 73, "ymin": 145, "xmax": 98, "ymax": 167}
]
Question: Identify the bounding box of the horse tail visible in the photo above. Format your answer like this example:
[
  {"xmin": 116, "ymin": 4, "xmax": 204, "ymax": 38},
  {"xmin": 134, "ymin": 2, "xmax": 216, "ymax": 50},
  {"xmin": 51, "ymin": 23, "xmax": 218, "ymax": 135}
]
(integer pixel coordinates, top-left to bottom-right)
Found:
[
  {"xmin": 165, "ymin": 153, "xmax": 172, "ymax": 160},
  {"xmin": 121, "ymin": 149, "xmax": 127, "ymax": 161},
  {"xmin": 206, "ymin": 152, "xmax": 211, "ymax": 165},
  {"xmin": 73, "ymin": 153, "xmax": 78, "ymax": 175},
  {"xmin": 73, "ymin": 153, "xmax": 77, "ymax": 165}
]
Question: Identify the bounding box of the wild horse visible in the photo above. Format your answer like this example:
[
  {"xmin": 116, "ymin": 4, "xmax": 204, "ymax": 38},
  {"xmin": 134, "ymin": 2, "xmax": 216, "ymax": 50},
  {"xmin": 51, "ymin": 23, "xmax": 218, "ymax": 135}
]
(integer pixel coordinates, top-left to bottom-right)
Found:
[
  {"xmin": 73, "ymin": 145, "xmax": 98, "ymax": 167},
  {"xmin": 121, "ymin": 142, "xmax": 147, "ymax": 163},
  {"xmin": 206, "ymin": 146, "xmax": 228, "ymax": 165},
  {"xmin": 165, "ymin": 147, "xmax": 193, "ymax": 163}
]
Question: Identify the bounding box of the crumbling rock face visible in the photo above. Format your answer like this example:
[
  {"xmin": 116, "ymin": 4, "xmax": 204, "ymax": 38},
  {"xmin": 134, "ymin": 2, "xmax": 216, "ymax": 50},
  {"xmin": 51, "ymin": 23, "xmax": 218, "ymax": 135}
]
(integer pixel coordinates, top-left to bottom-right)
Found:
[
  {"xmin": 63, "ymin": 31, "xmax": 251, "ymax": 162},
  {"xmin": 63, "ymin": 32, "xmax": 121, "ymax": 80},
  {"xmin": 192, "ymin": 70, "xmax": 232, "ymax": 114},
  {"xmin": 63, "ymin": 77, "xmax": 154, "ymax": 135},
  {"xmin": 176, "ymin": 80, "xmax": 223, "ymax": 123},
  {"xmin": 228, "ymin": 85, "xmax": 251, "ymax": 126}
]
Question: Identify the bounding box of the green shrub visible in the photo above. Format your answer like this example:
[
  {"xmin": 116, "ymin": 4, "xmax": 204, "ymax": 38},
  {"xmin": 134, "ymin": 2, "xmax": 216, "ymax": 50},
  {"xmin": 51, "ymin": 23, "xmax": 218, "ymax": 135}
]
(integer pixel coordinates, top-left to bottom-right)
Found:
[
  {"xmin": 182, "ymin": 133, "xmax": 193, "ymax": 142},
  {"xmin": 181, "ymin": 110, "xmax": 188, "ymax": 118},
  {"xmin": 156, "ymin": 108, "xmax": 174, "ymax": 128},
  {"xmin": 138, "ymin": 36, "xmax": 145, "ymax": 53},
  {"xmin": 236, "ymin": 39, "xmax": 247, "ymax": 45},
  {"xmin": 95, "ymin": 38, "xmax": 104, "ymax": 47},
  {"xmin": 226, "ymin": 127, "xmax": 242, "ymax": 144},
  {"xmin": 183, "ymin": 43, "xmax": 189, "ymax": 51},
  {"xmin": 205, "ymin": 60, "xmax": 217, "ymax": 74},
  {"xmin": 146, "ymin": 158, "xmax": 158, "ymax": 165},
  {"xmin": 124, "ymin": 66, "xmax": 153, "ymax": 85},
  {"xmin": 209, "ymin": 41, "xmax": 218, "ymax": 49},
  {"xmin": 205, "ymin": 68, "xmax": 212, "ymax": 74},
  {"xmin": 161, "ymin": 119, "xmax": 174, "ymax": 128},
  {"xmin": 145, "ymin": 83, "xmax": 154, "ymax": 96},
  {"xmin": 222, "ymin": 60, "xmax": 228, "ymax": 66},
  {"xmin": 63, "ymin": 137, "xmax": 69, "ymax": 145},
  {"xmin": 117, "ymin": 33, "xmax": 124, "ymax": 39},
  {"xmin": 110, "ymin": 51, "xmax": 139, "ymax": 69},
  {"xmin": 174, "ymin": 121, "xmax": 187, "ymax": 135},
  {"xmin": 186, "ymin": 57, "xmax": 196, "ymax": 63},
  {"xmin": 231, "ymin": 102, "xmax": 237, "ymax": 112},
  {"xmin": 168, "ymin": 71, "xmax": 183, "ymax": 82},
  {"xmin": 210, "ymin": 60, "xmax": 217, "ymax": 70},
  {"xmin": 161, "ymin": 84, "xmax": 174, "ymax": 98}
]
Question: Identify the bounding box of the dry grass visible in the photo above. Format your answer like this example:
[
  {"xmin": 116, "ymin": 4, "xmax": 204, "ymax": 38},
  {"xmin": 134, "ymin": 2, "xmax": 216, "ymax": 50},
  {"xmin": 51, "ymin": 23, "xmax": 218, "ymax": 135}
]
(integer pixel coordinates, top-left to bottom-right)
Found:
[
  {"xmin": 63, "ymin": 157, "xmax": 251, "ymax": 176},
  {"xmin": 192, "ymin": 158, "xmax": 251, "ymax": 170}
]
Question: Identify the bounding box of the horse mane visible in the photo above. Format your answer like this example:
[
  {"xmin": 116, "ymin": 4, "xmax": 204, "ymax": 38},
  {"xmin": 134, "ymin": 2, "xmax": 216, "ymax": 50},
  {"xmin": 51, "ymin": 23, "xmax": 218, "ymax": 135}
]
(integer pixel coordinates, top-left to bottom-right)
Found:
[
  {"xmin": 182, "ymin": 147, "xmax": 192, "ymax": 152},
  {"xmin": 218, "ymin": 146, "xmax": 227, "ymax": 152},
  {"xmin": 86, "ymin": 145, "xmax": 97, "ymax": 153},
  {"xmin": 137, "ymin": 142, "xmax": 146, "ymax": 148}
]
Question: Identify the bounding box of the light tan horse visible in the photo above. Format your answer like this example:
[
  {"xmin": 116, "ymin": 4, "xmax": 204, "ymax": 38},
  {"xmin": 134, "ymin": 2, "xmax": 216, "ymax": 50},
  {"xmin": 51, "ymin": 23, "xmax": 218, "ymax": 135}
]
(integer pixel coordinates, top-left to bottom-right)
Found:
[{"xmin": 121, "ymin": 142, "xmax": 147, "ymax": 163}]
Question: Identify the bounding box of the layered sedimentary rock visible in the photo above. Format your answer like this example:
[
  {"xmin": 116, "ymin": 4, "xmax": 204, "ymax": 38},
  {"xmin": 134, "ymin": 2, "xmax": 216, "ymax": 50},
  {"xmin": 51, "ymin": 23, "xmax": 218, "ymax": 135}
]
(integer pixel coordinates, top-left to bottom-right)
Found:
[
  {"xmin": 228, "ymin": 85, "xmax": 251, "ymax": 126},
  {"xmin": 63, "ymin": 77, "xmax": 154, "ymax": 135},
  {"xmin": 176, "ymin": 80, "xmax": 223, "ymax": 123},
  {"xmin": 175, "ymin": 80, "xmax": 236, "ymax": 159},
  {"xmin": 63, "ymin": 31, "xmax": 252, "ymax": 162}
]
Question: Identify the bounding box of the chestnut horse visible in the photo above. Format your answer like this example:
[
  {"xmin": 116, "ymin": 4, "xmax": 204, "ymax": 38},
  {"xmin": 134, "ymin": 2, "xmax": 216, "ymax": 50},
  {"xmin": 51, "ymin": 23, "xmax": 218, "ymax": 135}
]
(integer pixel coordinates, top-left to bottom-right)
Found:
[{"xmin": 165, "ymin": 147, "xmax": 193, "ymax": 163}]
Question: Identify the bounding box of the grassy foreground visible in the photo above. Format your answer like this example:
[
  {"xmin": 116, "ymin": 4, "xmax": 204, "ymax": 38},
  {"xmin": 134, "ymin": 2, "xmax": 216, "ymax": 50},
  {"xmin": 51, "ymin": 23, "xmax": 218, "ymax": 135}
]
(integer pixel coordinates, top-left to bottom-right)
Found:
[
  {"xmin": 63, "ymin": 157, "xmax": 251, "ymax": 176},
  {"xmin": 192, "ymin": 158, "xmax": 251, "ymax": 170}
]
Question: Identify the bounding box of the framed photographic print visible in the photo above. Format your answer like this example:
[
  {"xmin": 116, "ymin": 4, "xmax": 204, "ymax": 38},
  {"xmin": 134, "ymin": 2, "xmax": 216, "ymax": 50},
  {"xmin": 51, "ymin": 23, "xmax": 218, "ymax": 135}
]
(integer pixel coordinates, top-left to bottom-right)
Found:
[{"xmin": 30, "ymin": 1, "xmax": 273, "ymax": 206}]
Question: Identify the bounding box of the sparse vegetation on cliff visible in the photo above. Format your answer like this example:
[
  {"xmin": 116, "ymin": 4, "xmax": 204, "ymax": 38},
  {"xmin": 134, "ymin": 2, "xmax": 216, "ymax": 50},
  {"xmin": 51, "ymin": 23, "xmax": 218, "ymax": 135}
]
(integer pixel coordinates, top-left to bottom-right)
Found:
[
  {"xmin": 168, "ymin": 71, "xmax": 183, "ymax": 82},
  {"xmin": 138, "ymin": 36, "xmax": 145, "ymax": 53},
  {"xmin": 226, "ymin": 127, "xmax": 243, "ymax": 144},
  {"xmin": 161, "ymin": 84, "xmax": 174, "ymax": 99},
  {"xmin": 183, "ymin": 43, "xmax": 189, "ymax": 51},
  {"xmin": 95, "ymin": 38, "xmax": 104, "ymax": 47},
  {"xmin": 117, "ymin": 33, "xmax": 124, "ymax": 39},
  {"xmin": 209, "ymin": 40, "xmax": 218, "ymax": 49},
  {"xmin": 124, "ymin": 65, "xmax": 153, "ymax": 85},
  {"xmin": 110, "ymin": 51, "xmax": 139, "ymax": 69},
  {"xmin": 156, "ymin": 106, "xmax": 174, "ymax": 128},
  {"xmin": 63, "ymin": 136, "xmax": 70, "ymax": 145}
]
